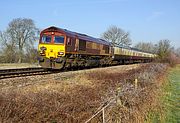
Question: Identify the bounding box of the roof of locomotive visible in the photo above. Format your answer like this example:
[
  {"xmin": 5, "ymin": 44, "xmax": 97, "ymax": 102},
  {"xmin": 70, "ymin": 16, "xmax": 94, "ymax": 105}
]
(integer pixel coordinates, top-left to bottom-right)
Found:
[{"xmin": 41, "ymin": 26, "xmax": 110, "ymax": 45}]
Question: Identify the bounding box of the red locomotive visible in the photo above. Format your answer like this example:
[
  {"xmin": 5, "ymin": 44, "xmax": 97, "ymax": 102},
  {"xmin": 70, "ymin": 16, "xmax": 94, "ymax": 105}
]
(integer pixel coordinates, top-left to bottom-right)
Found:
[{"xmin": 38, "ymin": 26, "xmax": 156, "ymax": 69}]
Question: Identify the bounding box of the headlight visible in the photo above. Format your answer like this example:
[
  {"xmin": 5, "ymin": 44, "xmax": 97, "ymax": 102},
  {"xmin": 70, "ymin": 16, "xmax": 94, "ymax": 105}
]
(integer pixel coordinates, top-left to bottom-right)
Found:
[
  {"xmin": 39, "ymin": 50, "xmax": 45, "ymax": 56},
  {"xmin": 58, "ymin": 52, "xmax": 64, "ymax": 55},
  {"xmin": 40, "ymin": 46, "xmax": 47, "ymax": 50}
]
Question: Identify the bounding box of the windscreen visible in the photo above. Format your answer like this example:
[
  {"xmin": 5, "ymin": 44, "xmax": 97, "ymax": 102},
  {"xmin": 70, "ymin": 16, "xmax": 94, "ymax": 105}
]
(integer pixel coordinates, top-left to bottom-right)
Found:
[
  {"xmin": 41, "ymin": 35, "xmax": 51, "ymax": 43},
  {"xmin": 54, "ymin": 36, "xmax": 64, "ymax": 44}
]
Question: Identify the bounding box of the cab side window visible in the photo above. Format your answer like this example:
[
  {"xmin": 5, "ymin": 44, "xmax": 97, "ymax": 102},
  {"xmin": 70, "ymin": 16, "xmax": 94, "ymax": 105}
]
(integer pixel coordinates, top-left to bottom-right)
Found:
[{"xmin": 67, "ymin": 37, "xmax": 72, "ymax": 46}]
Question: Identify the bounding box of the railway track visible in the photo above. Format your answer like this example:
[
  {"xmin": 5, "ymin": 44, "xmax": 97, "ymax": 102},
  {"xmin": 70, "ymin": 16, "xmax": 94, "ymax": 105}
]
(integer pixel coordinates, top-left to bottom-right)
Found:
[
  {"xmin": 0, "ymin": 67, "xmax": 52, "ymax": 79},
  {"xmin": 0, "ymin": 64, "xmax": 139, "ymax": 80}
]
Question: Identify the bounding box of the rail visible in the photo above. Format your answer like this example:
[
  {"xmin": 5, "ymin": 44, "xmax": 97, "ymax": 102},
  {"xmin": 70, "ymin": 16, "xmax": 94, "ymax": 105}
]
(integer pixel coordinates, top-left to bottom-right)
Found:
[{"xmin": 0, "ymin": 67, "xmax": 52, "ymax": 79}]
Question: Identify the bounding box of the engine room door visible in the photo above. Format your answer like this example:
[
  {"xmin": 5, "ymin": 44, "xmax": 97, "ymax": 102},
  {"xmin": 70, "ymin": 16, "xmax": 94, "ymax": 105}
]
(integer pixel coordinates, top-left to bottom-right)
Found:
[
  {"xmin": 79, "ymin": 39, "xmax": 86, "ymax": 51},
  {"xmin": 66, "ymin": 37, "xmax": 76, "ymax": 52}
]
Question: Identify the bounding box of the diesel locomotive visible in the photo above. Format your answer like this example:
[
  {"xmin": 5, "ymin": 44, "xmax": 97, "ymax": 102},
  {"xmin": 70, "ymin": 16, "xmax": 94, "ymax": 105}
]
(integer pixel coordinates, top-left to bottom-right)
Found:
[{"xmin": 38, "ymin": 26, "xmax": 156, "ymax": 69}]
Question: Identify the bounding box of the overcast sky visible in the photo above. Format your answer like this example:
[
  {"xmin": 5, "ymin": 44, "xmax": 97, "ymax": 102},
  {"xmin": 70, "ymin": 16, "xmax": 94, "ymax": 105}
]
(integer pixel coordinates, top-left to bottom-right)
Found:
[{"xmin": 0, "ymin": 0, "xmax": 180, "ymax": 48}]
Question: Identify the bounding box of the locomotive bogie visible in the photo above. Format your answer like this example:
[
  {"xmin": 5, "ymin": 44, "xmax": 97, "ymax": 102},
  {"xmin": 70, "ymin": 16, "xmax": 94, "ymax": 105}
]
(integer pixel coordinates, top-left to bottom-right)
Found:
[{"xmin": 38, "ymin": 56, "xmax": 66, "ymax": 69}]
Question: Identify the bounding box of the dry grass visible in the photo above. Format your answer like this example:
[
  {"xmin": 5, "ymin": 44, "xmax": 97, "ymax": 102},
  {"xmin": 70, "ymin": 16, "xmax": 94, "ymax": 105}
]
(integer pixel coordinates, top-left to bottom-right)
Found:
[
  {"xmin": 0, "ymin": 63, "xmax": 168, "ymax": 123},
  {"xmin": 0, "ymin": 63, "xmax": 40, "ymax": 69}
]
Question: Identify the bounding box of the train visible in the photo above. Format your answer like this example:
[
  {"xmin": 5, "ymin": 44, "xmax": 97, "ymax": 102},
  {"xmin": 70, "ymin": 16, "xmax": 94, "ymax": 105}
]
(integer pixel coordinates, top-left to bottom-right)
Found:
[{"xmin": 38, "ymin": 26, "xmax": 156, "ymax": 69}]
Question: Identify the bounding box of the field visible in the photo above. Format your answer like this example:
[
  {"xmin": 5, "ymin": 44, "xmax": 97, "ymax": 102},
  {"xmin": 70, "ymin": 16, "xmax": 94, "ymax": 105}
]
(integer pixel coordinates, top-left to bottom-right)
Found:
[
  {"xmin": 163, "ymin": 65, "xmax": 180, "ymax": 122},
  {"xmin": 0, "ymin": 63, "xmax": 169, "ymax": 122}
]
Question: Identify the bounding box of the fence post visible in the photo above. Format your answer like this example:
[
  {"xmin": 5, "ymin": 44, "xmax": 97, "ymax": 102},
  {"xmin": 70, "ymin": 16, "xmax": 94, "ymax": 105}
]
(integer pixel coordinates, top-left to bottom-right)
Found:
[
  {"xmin": 116, "ymin": 87, "xmax": 121, "ymax": 105},
  {"xmin": 135, "ymin": 78, "xmax": 138, "ymax": 89},
  {"xmin": 102, "ymin": 107, "xmax": 105, "ymax": 123}
]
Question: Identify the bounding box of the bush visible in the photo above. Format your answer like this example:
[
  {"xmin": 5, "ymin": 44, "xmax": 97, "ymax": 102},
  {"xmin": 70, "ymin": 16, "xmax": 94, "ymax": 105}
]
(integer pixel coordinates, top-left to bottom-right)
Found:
[{"xmin": 156, "ymin": 52, "xmax": 180, "ymax": 67}]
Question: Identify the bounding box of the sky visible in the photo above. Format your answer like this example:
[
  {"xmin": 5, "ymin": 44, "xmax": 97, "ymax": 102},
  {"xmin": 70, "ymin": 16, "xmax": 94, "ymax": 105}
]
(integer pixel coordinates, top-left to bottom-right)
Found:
[{"xmin": 0, "ymin": 0, "xmax": 180, "ymax": 48}]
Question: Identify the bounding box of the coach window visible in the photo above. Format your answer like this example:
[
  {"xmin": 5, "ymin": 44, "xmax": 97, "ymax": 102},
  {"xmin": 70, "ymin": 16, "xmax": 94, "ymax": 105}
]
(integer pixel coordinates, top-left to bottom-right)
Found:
[
  {"xmin": 41, "ymin": 35, "xmax": 51, "ymax": 43},
  {"xmin": 54, "ymin": 36, "xmax": 64, "ymax": 44}
]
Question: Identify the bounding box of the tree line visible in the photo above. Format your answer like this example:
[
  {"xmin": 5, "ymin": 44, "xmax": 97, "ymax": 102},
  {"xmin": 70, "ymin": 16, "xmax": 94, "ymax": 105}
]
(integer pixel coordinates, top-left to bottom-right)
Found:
[
  {"xmin": 0, "ymin": 18, "xmax": 39, "ymax": 63},
  {"xmin": 0, "ymin": 18, "xmax": 180, "ymax": 64},
  {"xmin": 134, "ymin": 40, "xmax": 180, "ymax": 65},
  {"xmin": 101, "ymin": 25, "xmax": 180, "ymax": 65}
]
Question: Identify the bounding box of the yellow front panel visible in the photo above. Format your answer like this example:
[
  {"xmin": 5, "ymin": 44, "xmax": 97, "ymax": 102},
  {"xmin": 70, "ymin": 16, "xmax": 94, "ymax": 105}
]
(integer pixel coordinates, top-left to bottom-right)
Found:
[{"xmin": 38, "ymin": 44, "xmax": 65, "ymax": 58}]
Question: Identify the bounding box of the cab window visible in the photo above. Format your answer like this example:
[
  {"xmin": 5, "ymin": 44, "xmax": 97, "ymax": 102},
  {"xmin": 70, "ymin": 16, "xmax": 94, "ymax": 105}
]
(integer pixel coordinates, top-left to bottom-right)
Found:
[
  {"xmin": 67, "ymin": 37, "xmax": 73, "ymax": 46},
  {"xmin": 54, "ymin": 36, "xmax": 64, "ymax": 44},
  {"xmin": 41, "ymin": 35, "xmax": 51, "ymax": 43}
]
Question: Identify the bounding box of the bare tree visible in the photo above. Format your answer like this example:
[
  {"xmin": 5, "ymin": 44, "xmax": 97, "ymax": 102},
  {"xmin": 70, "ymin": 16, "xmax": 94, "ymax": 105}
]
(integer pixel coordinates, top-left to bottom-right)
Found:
[
  {"xmin": 157, "ymin": 39, "xmax": 172, "ymax": 60},
  {"xmin": 134, "ymin": 42, "xmax": 155, "ymax": 53},
  {"xmin": 175, "ymin": 47, "xmax": 180, "ymax": 57},
  {"xmin": 101, "ymin": 25, "xmax": 131, "ymax": 46},
  {"xmin": 24, "ymin": 45, "xmax": 38, "ymax": 63},
  {"xmin": 0, "ymin": 31, "xmax": 17, "ymax": 63},
  {"xmin": 6, "ymin": 18, "xmax": 39, "ymax": 63},
  {"xmin": 0, "ymin": 32, "xmax": 2, "ymax": 62}
]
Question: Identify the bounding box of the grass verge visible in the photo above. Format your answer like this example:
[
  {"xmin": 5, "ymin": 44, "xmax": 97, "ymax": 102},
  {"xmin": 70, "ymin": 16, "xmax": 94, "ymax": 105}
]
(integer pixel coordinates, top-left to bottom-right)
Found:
[
  {"xmin": 147, "ymin": 64, "xmax": 180, "ymax": 123},
  {"xmin": 163, "ymin": 65, "xmax": 180, "ymax": 122}
]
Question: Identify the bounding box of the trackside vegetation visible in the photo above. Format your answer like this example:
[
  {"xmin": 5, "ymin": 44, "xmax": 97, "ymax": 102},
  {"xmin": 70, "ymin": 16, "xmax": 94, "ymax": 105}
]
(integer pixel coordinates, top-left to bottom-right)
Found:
[
  {"xmin": 164, "ymin": 65, "xmax": 180, "ymax": 122},
  {"xmin": 146, "ymin": 64, "xmax": 180, "ymax": 123},
  {"xmin": 0, "ymin": 63, "xmax": 171, "ymax": 122}
]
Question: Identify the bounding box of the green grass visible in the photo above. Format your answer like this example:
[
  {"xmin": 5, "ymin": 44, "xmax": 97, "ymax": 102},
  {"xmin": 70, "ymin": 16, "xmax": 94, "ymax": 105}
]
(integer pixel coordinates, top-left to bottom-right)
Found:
[
  {"xmin": 164, "ymin": 65, "xmax": 180, "ymax": 123},
  {"xmin": 145, "ymin": 65, "xmax": 180, "ymax": 123}
]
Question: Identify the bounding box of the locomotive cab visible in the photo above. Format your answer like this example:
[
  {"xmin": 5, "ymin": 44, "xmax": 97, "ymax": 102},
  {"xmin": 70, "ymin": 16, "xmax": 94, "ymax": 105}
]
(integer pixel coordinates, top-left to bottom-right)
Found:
[{"xmin": 38, "ymin": 28, "xmax": 66, "ymax": 69}]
